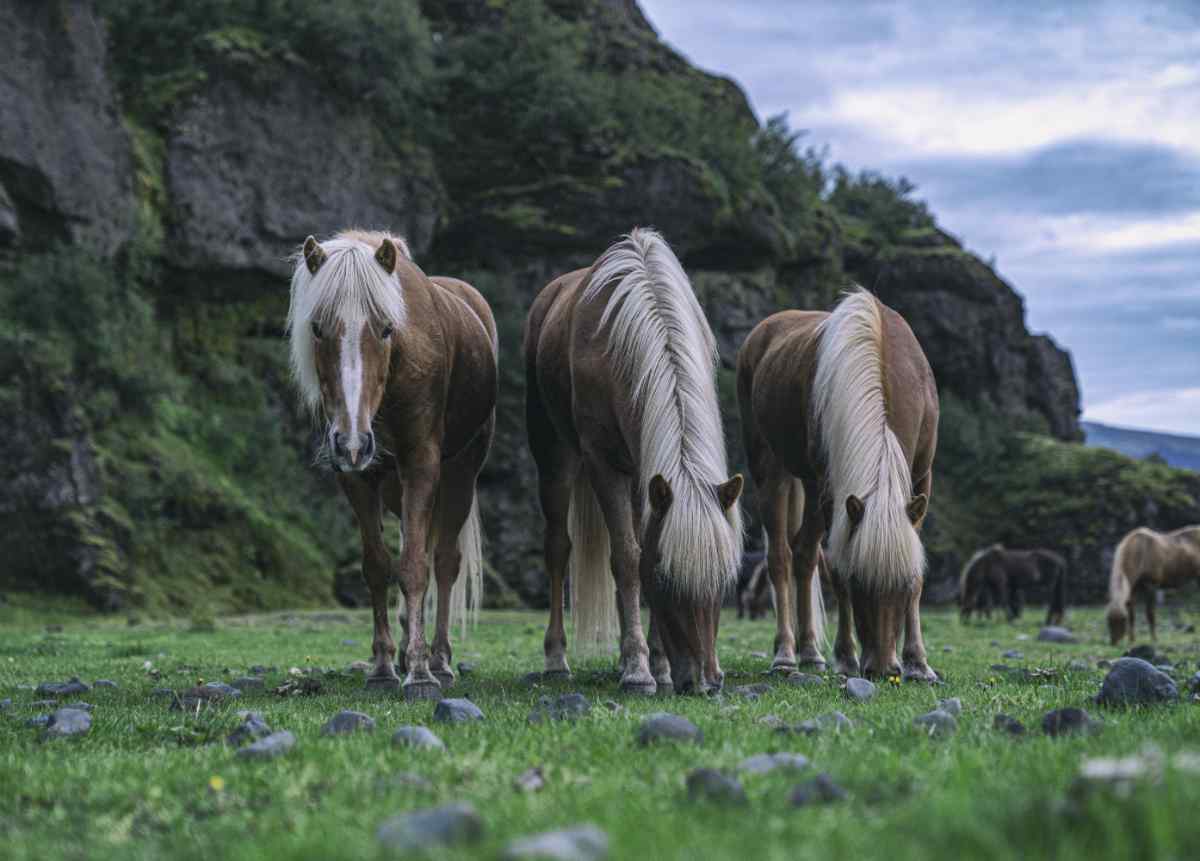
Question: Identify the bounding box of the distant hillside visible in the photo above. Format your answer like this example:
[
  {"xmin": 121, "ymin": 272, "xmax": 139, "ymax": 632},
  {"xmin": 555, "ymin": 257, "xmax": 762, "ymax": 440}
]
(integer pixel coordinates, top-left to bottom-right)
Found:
[{"xmin": 1083, "ymin": 422, "xmax": 1200, "ymax": 472}]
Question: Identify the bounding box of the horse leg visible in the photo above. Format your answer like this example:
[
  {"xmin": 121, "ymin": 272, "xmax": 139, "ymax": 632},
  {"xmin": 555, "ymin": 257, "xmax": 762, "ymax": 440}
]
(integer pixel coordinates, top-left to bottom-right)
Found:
[
  {"xmin": 1127, "ymin": 597, "xmax": 1137, "ymax": 642},
  {"xmin": 588, "ymin": 463, "xmax": 655, "ymax": 694},
  {"xmin": 648, "ymin": 610, "xmax": 673, "ymax": 689},
  {"xmin": 828, "ymin": 553, "xmax": 859, "ymax": 676},
  {"xmin": 340, "ymin": 473, "xmax": 401, "ymax": 689},
  {"xmin": 1146, "ymin": 587, "xmax": 1157, "ymax": 642},
  {"xmin": 759, "ymin": 473, "xmax": 798, "ymax": 673},
  {"xmin": 536, "ymin": 453, "xmax": 576, "ymax": 678},
  {"xmin": 792, "ymin": 479, "xmax": 827, "ymax": 670},
  {"xmin": 395, "ymin": 453, "xmax": 442, "ymax": 701},
  {"xmin": 901, "ymin": 578, "xmax": 937, "ymax": 682}
]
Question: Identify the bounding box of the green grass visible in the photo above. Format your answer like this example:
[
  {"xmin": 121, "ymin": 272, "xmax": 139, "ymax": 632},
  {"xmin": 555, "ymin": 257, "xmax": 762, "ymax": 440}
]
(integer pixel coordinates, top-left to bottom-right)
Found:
[{"xmin": 2, "ymin": 606, "xmax": 1199, "ymax": 860}]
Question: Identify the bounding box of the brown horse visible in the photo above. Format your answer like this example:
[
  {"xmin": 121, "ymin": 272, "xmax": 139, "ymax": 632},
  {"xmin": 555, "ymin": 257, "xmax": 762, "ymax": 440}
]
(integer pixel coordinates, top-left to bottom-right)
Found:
[
  {"xmin": 1106, "ymin": 525, "xmax": 1200, "ymax": 644},
  {"xmin": 524, "ymin": 228, "xmax": 743, "ymax": 694},
  {"xmin": 738, "ymin": 289, "xmax": 939, "ymax": 680},
  {"xmin": 288, "ymin": 230, "xmax": 497, "ymax": 700},
  {"xmin": 959, "ymin": 544, "xmax": 1068, "ymax": 625}
]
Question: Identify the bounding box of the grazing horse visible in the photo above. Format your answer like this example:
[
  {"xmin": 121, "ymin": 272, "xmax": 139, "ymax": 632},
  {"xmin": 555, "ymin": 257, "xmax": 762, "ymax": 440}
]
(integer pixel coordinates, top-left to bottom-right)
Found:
[
  {"xmin": 738, "ymin": 289, "xmax": 939, "ymax": 680},
  {"xmin": 288, "ymin": 230, "xmax": 497, "ymax": 700},
  {"xmin": 524, "ymin": 228, "xmax": 743, "ymax": 694},
  {"xmin": 959, "ymin": 545, "xmax": 1068, "ymax": 625},
  {"xmin": 1106, "ymin": 525, "xmax": 1200, "ymax": 644}
]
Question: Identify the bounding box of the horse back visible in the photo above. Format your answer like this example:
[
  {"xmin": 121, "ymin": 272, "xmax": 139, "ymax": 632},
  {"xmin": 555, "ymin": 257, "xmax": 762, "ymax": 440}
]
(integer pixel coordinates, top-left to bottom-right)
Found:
[
  {"xmin": 525, "ymin": 269, "xmax": 590, "ymax": 453},
  {"xmin": 879, "ymin": 302, "xmax": 938, "ymax": 480}
]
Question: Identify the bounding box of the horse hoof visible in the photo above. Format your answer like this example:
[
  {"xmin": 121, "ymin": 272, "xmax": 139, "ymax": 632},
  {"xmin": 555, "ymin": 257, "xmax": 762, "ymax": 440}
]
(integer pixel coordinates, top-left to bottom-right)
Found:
[
  {"xmin": 403, "ymin": 680, "xmax": 443, "ymax": 702},
  {"xmin": 798, "ymin": 658, "xmax": 827, "ymax": 673},
  {"xmin": 834, "ymin": 658, "xmax": 860, "ymax": 677},
  {"xmin": 769, "ymin": 660, "xmax": 798, "ymax": 676},
  {"xmin": 903, "ymin": 666, "xmax": 939, "ymax": 684},
  {"xmin": 365, "ymin": 674, "xmax": 402, "ymax": 691},
  {"xmin": 619, "ymin": 678, "xmax": 657, "ymax": 696},
  {"xmin": 432, "ymin": 670, "xmax": 455, "ymax": 689}
]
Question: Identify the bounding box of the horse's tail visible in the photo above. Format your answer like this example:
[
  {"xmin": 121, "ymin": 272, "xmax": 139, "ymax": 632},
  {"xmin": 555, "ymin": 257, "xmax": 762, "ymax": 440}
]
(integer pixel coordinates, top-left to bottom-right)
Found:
[
  {"xmin": 959, "ymin": 547, "xmax": 990, "ymax": 597},
  {"xmin": 812, "ymin": 544, "xmax": 829, "ymax": 655},
  {"xmin": 1034, "ymin": 550, "xmax": 1067, "ymax": 625},
  {"xmin": 413, "ymin": 492, "xmax": 484, "ymax": 640},
  {"xmin": 958, "ymin": 547, "xmax": 991, "ymax": 620},
  {"xmin": 1106, "ymin": 533, "xmax": 1137, "ymax": 626},
  {"xmin": 569, "ymin": 470, "xmax": 618, "ymax": 655},
  {"xmin": 814, "ymin": 289, "xmax": 924, "ymax": 593}
]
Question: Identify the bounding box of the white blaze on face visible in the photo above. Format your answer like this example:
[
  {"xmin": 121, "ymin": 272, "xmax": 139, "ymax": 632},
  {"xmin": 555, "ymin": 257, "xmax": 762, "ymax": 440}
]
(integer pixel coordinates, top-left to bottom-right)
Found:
[{"xmin": 340, "ymin": 323, "xmax": 364, "ymax": 456}]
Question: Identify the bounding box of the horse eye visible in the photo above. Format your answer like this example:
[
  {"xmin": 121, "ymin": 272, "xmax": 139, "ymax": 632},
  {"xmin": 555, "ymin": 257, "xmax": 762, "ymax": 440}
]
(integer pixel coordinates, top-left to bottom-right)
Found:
[
  {"xmin": 381, "ymin": 324, "xmax": 394, "ymax": 339},
  {"xmin": 310, "ymin": 321, "xmax": 322, "ymax": 340}
]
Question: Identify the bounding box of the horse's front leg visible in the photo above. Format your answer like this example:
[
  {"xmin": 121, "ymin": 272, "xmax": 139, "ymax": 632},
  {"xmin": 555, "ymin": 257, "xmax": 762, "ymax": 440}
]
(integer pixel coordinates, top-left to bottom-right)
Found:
[
  {"xmin": 397, "ymin": 457, "xmax": 442, "ymax": 701},
  {"xmin": 792, "ymin": 479, "xmax": 828, "ymax": 671},
  {"xmin": 901, "ymin": 577, "xmax": 937, "ymax": 682}
]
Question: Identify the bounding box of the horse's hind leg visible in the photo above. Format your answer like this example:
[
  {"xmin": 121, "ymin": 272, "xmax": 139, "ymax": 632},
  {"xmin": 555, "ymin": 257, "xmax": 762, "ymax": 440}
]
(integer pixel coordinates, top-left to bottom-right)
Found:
[
  {"xmin": 758, "ymin": 472, "xmax": 798, "ymax": 673},
  {"xmin": 648, "ymin": 611, "xmax": 672, "ymax": 689},
  {"xmin": 340, "ymin": 473, "xmax": 401, "ymax": 690},
  {"xmin": 538, "ymin": 457, "xmax": 576, "ymax": 678},
  {"xmin": 1146, "ymin": 587, "xmax": 1158, "ymax": 642},
  {"xmin": 791, "ymin": 479, "xmax": 828, "ymax": 671},
  {"xmin": 828, "ymin": 553, "xmax": 859, "ymax": 676}
]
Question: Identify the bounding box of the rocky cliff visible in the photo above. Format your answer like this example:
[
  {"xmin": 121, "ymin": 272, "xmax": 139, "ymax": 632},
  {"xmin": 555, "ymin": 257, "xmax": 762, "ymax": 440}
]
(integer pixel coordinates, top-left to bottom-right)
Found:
[{"xmin": 0, "ymin": 0, "xmax": 1192, "ymax": 614}]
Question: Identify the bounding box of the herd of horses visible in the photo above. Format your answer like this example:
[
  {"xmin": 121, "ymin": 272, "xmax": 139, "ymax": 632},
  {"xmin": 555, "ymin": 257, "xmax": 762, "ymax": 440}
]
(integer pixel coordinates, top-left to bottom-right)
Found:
[{"xmin": 287, "ymin": 227, "xmax": 1199, "ymax": 699}]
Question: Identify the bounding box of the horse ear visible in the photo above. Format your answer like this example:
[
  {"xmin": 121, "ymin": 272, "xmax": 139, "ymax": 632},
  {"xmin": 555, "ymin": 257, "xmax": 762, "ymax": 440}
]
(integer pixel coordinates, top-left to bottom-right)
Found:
[
  {"xmin": 845, "ymin": 495, "xmax": 865, "ymax": 527},
  {"xmin": 906, "ymin": 493, "xmax": 929, "ymax": 525},
  {"xmin": 375, "ymin": 238, "xmax": 399, "ymax": 274},
  {"xmin": 716, "ymin": 474, "xmax": 743, "ymax": 511},
  {"xmin": 303, "ymin": 236, "xmax": 327, "ymax": 274},
  {"xmin": 648, "ymin": 474, "xmax": 674, "ymax": 515}
]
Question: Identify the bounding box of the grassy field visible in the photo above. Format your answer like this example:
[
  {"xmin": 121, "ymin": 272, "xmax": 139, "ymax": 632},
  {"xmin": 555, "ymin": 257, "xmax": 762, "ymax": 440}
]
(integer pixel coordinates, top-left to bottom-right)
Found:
[{"xmin": 2, "ymin": 602, "xmax": 1199, "ymax": 860}]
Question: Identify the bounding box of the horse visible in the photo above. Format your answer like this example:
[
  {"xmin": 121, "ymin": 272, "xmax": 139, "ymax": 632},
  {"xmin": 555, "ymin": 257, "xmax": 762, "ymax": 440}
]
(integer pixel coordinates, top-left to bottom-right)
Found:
[
  {"xmin": 736, "ymin": 550, "xmax": 771, "ymax": 620},
  {"xmin": 287, "ymin": 230, "xmax": 497, "ymax": 700},
  {"xmin": 958, "ymin": 544, "xmax": 1068, "ymax": 625},
  {"xmin": 524, "ymin": 228, "xmax": 743, "ymax": 694},
  {"xmin": 737, "ymin": 288, "xmax": 939, "ymax": 680},
  {"xmin": 1106, "ymin": 525, "xmax": 1200, "ymax": 644}
]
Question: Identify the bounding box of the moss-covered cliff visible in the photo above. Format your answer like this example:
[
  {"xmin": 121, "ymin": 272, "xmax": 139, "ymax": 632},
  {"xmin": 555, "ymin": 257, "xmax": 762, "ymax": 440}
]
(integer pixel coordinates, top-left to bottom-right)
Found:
[{"xmin": 1, "ymin": 0, "xmax": 1194, "ymax": 613}]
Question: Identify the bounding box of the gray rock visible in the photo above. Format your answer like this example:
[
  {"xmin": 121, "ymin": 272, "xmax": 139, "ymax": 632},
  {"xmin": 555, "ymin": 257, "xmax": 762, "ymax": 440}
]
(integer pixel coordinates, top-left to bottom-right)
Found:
[
  {"xmin": 941, "ymin": 645, "xmax": 954, "ymax": 653},
  {"xmin": 1124, "ymin": 644, "xmax": 1157, "ymax": 663},
  {"xmin": 36, "ymin": 678, "xmax": 91, "ymax": 697},
  {"xmin": 787, "ymin": 673, "xmax": 823, "ymax": 687},
  {"xmin": 201, "ymin": 682, "xmax": 241, "ymax": 697},
  {"xmin": 392, "ymin": 725, "xmax": 446, "ymax": 750},
  {"xmin": 733, "ymin": 683, "xmax": 770, "ymax": 700},
  {"xmin": 503, "ymin": 825, "xmax": 609, "ymax": 861},
  {"xmin": 62, "ymin": 701, "xmax": 92, "ymax": 712},
  {"xmin": 913, "ymin": 709, "xmax": 957, "ymax": 736},
  {"xmin": 321, "ymin": 710, "xmax": 376, "ymax": 736},
  {"xmin": 249, "ymin": 665, "xmax": 271, "ymax": 675},
  {"xmin": 738, "ymin": 752, "xmax": 810, "ymax": 775},
  {"xmin": 340, "ymin": 639, "xmax": 359, "ymax": 647},
  {"xmin": 1002, "ymin": 650, "xmax": 1024, "ymax": 660},
  {"xmin": 529, "ymin": 693, "xmax": 592, "ymax": 723},
  {"xmin": 228, "ymin": 712, "xmax": 272, "ymax": 747},
  {"xmin": 794, "ymin": 711, "xmax": 853, "ymax": 736},
  {"xmin": 93, "ymin": 680, "xmax": 118, "ymax": 689},
  {"xmin": 993, "ymin": 713, "xmax": 1026, "ymax": 736},
  {"xmin": 376, "ymin": 802, "xmax": 484, "ymax": 851},
  {"xmin": 637, "ymin": 713, "xmax": 703, "ymax": 745},
  {"xmin": 789, "ymin": 773, "xmax": 848, "ymax": 806},
  {"xmin": 1097, "ymin": 658, "xmax": 1179, "ymax": 707},
  {"xmin": 433, "ymin": 698, "xmax": 485, "ymax": 723},
  {"xmin": 844, "ymin": 678, "xmax": 876, "ymax": 702},
  {"xmin": 1042, "ymin": 708, "xmax": 1099, "ymax": 737},
  {"xmin": 686, "ymin": 769, "xmax": 747, "ymax": 804},
  {"xmin": 1038, "ymin": 626, "xmax": 1076, "ymax": 643},
  {"xmin": 30, "ymin": 700, "xmax": 57, "ymax": 709},
  {"xmin": 43, "ymin": 708, "xmax": 91, "ymax": 738},
  {"xmin": 236, "ymin": 730, "xmax": 296, "ymax": 759},
  {"xmin": 937, "ymin": 697, "xmax": 963, "ymax": 716},
  {"xmin": 26, "ymin": 714, "xmax": 51, "ymax": 728},
  {"xmin": 1097, "ymin": 659, "xmax": 1112, "ymax": 670},
  {"xmin": 514, "ymin": 766, "xmax": 545, "ymax": 793},
  {"xmin": 0, "ymin": 697, "xmax": 10, "ymax": 711},
  {"xmin": 230, "ymin": 677, "xmax": 264, "ymax": 691},
  {"xmin": 1068, "ymin": 659, "xmax": 1091, "ymax": 672}
]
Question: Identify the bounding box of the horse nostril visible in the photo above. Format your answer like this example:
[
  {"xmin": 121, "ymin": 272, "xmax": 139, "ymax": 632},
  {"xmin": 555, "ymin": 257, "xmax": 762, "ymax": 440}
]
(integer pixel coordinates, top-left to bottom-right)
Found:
[
  {"xmin": 331, "ymin": 431, "xmax": 346, "ymax": 453},
  {"xmin": 361, "ymin": 433, "xmax": 375, "ymax": 459}
]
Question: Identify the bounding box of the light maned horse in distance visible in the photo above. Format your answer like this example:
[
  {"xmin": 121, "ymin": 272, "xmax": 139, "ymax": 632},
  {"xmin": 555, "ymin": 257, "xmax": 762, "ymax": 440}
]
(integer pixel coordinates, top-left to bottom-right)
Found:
[
  {"xmin": 524, "ymin": 228, "xmax": 743, "ymax": 694},
  {"xmin": 959, "ymin": 544, "xmax": 1068, "ymax": 625},
  {"xmin": 288, "ymin": 230, "xmax": 497, "ymax": 700},
  {"xmin": 1106, "ymin": 525, "xmax": 1200, "ymax": 644},
  {"xmin": 738, "ymin": 289, "xmax": 939, "ymax": 680}
]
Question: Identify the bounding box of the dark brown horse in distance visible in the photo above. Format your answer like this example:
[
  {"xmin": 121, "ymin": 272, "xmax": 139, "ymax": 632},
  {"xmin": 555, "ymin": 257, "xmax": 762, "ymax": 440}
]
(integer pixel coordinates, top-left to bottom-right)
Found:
[
  {"xmin": 525, "ymin": 228, "xmax": 743, "ymax": 694},
  {"xmin": 1106, "ymin": 525, "xmax": 1200, "ymax": 644},
  {"xmin": 958, "ymin": 545, "xmax": 1068, "ymax": 625},
  {"xmin": 288, "ymin": 230, "xmax": 497, "ymax": 700},
  {"xmin": 738, "ymin": 289, "xmax": 939, "ymax": 680}
]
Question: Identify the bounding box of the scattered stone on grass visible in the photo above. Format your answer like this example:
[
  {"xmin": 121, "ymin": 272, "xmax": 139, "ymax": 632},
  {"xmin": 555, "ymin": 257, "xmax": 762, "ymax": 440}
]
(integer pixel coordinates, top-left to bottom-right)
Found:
[
  {"xmin": 392, "ymin": 725, "xmax": 446, "ymax": 750},
  {"xmin": 913, "ymin": 709, "xmax": 957, "ymax": 737},
  {"xmin": 789, "ymin": 773, "xmax": 848, "ymax": 806},
  {"xmin": 236, "ymin": 730, "xmax": 296, "ymax": 759},
  {"xmin": 457, "ymin": 662, "xmax": 476, "ymax": 677},
  {"xmin": 228, "ymin": 712, "xmax": 272, "ymax": 747},
  {"xmin": 93, "ymin": 680, "xmax": 118, "ymax": 689},
  {"xmin": 738, "ymin": 753, "xmax": 810, "ymax": 775},
  {"xmin": 340, "ymin": 639, "xmax": 359, "ymax": 647},
  {"xmin": 791, "ymin": 711, "xmax": 853, "ymax": 736},
  {"xmin": 26, "ymin": 715, "xmax": 51, "ymax": 728},
  {"xmin": 62, "ymin": 701, "xmax": 92, "ymax": 711},
  {"xmin": 993, "ymin": 714, "xmax": 1026, "ymax": 736},
  {"xmin": 733, "ymin": 683, "xmax": 770, "ymax": 701},
  {"xmin": 231, "ymin": 677, "xmax": 264, "ymax": 692},
  {"xmin": 376, "ymin": 802, "xmax": 484, "ymax": 851},
  {"xmin": 1096, "ymin": 658, "xmax": 1179, "ymax": 707},
  {"xmin": 321, "ymin": 710, "xmax": 376, "ymax": 736},
  {"xmin": 1038, "ymin": 626, "xmax": 1076, "ymax": 643},
  {"xmin": 787, "ymin": 673, "xmax": 823, "ymax": 687},
  {"xmin": 42, "ymin": 708, "xmax": 91, "ymax": 738},
  {"xmin": 637, "ymin": 713, "xmax": 702, "ymax": 746},
  {"xmin": 249, "ymin": 665, "xmax": 272, "ymax": 675},
  {"xmin": 514, "ymin": 766, "xmax": 545, "ymax": 793},
  {"xmin": 174, "ymin": 684, "xmax": 239, "ymax": 711},
  {"xmin": 937, "ymin": 698, "xmax": 963, "ymax": 717},
  {"xmin": 844, "ymin": 678, "xmax": 876, "ymax": 702},
  {"xmin": 273, "ymin": 678, "xmax": 322, "ymax": 697},
  {"xmin": 1042, "ymin": 708, "xmax": 1100, "ymax": 737},
  {"xmin": 434, "ymin": 698, "xmax": 485, "ymax": 723},
  {"xmin": 0, "ymin": 698, "xmax": 11, "ymax": 711},
  {"xmin": 989, "ymin": 664, "xmax": 1011, "ymax": 673},
  {"xmin": 529, "ymin": 693, "xmax": 591, "ymax": 723},
  {"xmin": 36, "ymin": 678, "xmax": 90, "ymax": 697},
  {"xmin": 502, "ymin": 825, "xmax": 609, "ymax": 861},
  {"xmin": 942, "ymin": 645, "xmax": 953, "ymax": 653},
  {"xmin": 686, "ymin": 769, "xmax": 747, "ymax": 804},
  {"xmin": 1002, "ymin": 650, "xmax": 1024, "ymax": 660}
]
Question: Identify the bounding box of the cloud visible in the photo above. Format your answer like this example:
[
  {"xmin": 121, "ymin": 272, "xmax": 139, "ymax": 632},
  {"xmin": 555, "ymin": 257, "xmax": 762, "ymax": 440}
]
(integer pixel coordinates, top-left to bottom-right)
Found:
[{"xmin": 1084, "ymin": 388, "xmax": 1200, "ymax": 436}]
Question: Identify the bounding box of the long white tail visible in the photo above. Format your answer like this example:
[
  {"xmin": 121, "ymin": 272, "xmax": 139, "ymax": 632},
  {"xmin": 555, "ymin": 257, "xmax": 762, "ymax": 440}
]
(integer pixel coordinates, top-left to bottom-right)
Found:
[
  {"xmin": 569, "ymin": 471, "xmax": 619, "ymax": 655},
  {"xmin": 813, "ymin": 289, "xmax": 924, "ymax": 593},
  {"xmin": 406, "ymin": 493, "xmax": 484, "ymax": 640},
  {"xmin": 958, "ymin": 546, "xmax": 991, "ymax": 595},
  {"xmin": 1105, "ymin": 532, "xmax": 1137, "ymax": 622}
]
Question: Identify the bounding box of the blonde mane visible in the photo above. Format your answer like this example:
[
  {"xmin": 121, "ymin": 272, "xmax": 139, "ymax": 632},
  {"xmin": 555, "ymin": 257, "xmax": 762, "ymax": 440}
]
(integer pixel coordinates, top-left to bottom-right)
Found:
[
  {"xmin": 286, "ymin": 230, "xmax": 411, "ymax": 412},
  {"xmin": 813, "ymin": 288, "xmax": 925, "ymax": 593},
  {"xmin": 583, "ymin": 228, "xmax": 742, "ymax": 600}
]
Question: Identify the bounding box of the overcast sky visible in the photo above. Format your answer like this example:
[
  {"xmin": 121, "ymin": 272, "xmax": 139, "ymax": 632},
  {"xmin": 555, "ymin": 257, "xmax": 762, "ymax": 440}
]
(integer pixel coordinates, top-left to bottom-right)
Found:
[{"xmin": 640, "ymin": 0, "xmax": 1199, "ymax": 436}]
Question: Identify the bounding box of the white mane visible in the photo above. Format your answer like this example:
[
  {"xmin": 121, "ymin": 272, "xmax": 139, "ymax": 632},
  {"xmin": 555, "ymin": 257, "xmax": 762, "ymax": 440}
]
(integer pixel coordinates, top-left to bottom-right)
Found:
[
  {"xmin": 286, "ymin": 231, "xmax": 410, "ymax": 413},
  {"xmin": 584, "ymin": 228, "xmax": 743, "ymax": 600},
  {"xmin": 813, "ymin": 288, "xmax": 925, "ymax": 593}
]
